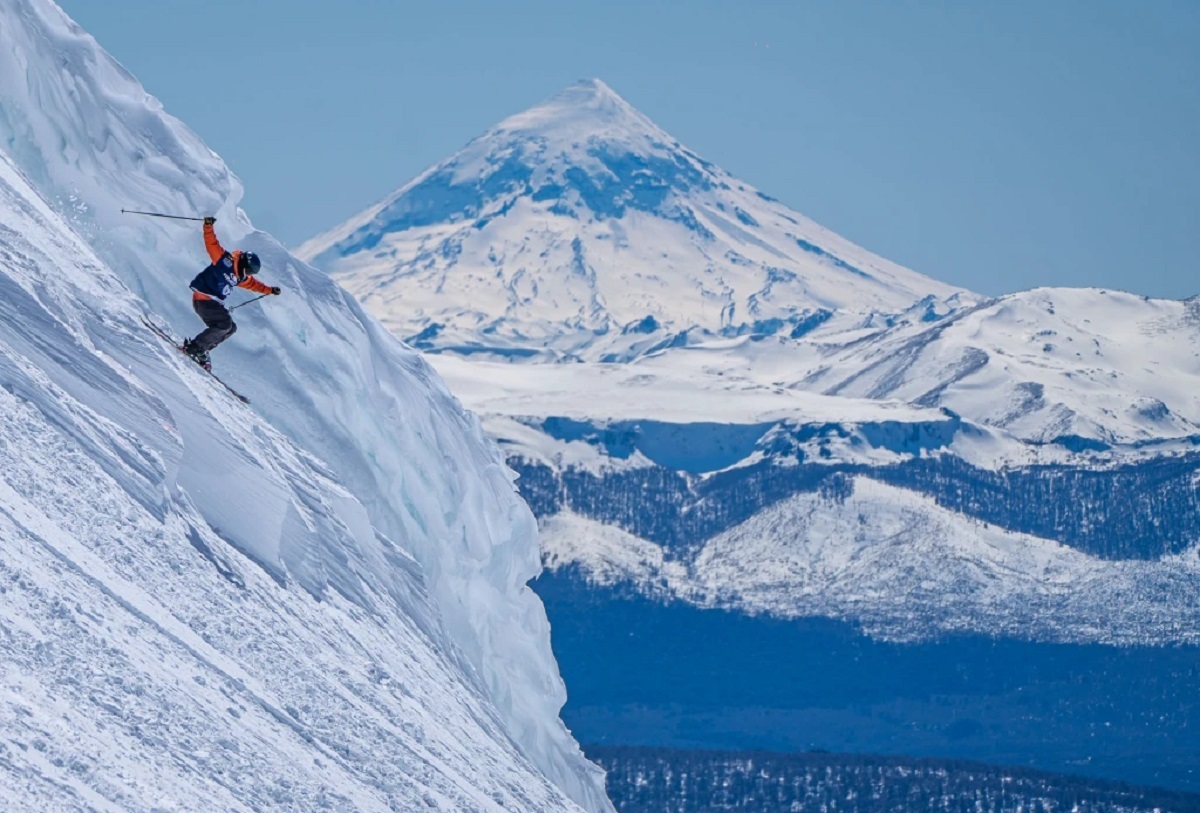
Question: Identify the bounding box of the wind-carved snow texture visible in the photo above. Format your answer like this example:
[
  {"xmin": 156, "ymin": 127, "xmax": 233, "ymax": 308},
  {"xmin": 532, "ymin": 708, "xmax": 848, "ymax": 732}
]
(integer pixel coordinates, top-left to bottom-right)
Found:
[{"xmin": 0, "ymin": 1, "xmax": 610, "ymax": 810}]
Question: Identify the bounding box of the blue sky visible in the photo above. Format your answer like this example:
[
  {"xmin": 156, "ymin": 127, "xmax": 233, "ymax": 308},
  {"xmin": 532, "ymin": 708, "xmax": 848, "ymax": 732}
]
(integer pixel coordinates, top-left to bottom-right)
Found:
[{"xmin": 58, "ymin": 0, "xmax": 1199, "ymax": 298}]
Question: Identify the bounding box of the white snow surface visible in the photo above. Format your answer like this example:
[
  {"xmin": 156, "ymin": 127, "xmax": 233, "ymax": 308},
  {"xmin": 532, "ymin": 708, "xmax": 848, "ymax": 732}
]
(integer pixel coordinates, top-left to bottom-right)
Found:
[
  {"xmin": 299, "ymin": 79, "xmax": 969, "ymax": 358},
  {"xmin": 427, "ymin": 354, "xmax": 1002, "ymax": 474},
  {"xmin": 429, "ymin": 354, "xmax": 942, "ymax": 426},
  {"xmin": 541, "ymin": 479, "xmax": 1200, "ymax": 645},
  {"xmin": 621, "ymin": 287, "xmax": 1200, "ymax": 446},
  {"xmin": 436, "ymin": 284, "xmax": 1200, "ymax": 451},
  {"xmin": 0, "ymin": 1, "xmax": 609, "ymax": 810},
  {"xmin": 799, "ymin": 288, "xmax": 1200, "ymax": 445},
  {"xmin": 301, "ymin": 77, "xmax": 1200, "ymax": 447}
]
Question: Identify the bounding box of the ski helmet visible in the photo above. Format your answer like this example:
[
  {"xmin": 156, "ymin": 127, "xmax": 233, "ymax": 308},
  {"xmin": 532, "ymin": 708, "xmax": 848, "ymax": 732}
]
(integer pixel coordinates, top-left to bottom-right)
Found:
[{"xmin": 240, "ymin": 252, "xmax": 262, "ymax": 275}]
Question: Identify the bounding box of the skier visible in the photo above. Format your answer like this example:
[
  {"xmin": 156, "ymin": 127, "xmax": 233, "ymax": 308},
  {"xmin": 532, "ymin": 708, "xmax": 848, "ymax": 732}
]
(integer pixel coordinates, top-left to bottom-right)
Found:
[{"xmin": 182, "ymin": 216, "xmax": 281, "ymax": 368}]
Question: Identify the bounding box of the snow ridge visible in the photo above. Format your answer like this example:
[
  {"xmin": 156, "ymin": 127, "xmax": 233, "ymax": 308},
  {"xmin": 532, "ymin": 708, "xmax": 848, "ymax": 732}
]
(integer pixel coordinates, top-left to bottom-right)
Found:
[
  {"xmin": 541, "ymin": 481, "xmax": 1200, "ymax": 646},
  {"xmin": 0, "ymin": 148, "xmax": 583, "ymax": 810},
  {"xmin": 0, "ymin": 1, "xmax": 609, "ymax": 809}
]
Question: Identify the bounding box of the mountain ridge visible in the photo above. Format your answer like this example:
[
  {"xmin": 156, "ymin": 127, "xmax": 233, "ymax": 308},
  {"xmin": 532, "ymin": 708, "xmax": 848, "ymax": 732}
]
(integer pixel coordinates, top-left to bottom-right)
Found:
[
  {"xmin": 0, "ymin": 1, "xmax": 610, "ymax": 809},
  {"xmin": 301, "ymin": 72, "xmax": 1200, "ymax": 795}
]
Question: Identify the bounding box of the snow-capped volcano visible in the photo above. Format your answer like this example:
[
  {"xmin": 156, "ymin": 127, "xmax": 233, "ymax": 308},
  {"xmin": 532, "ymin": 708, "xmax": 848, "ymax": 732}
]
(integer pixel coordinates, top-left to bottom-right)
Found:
[
  {"xmin": 298, "ymin": 79, "xmax": 970, "ymax": 358},
  {"xmin": 297, "ymin": 71, "xmax": 1200, "ymax": 796},
  {"xmin": 297, "ymin": 80, "xmax": 1200, "ymax": 447}
]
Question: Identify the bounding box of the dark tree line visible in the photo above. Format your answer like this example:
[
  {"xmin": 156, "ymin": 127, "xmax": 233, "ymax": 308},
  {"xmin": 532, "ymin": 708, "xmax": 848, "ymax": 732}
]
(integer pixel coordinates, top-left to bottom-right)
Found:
[
  {"xmin": 510, "ymin": 447, "xmax": 1200, "ymax": 560},
  {"xmin": 588, "ymin": 746, "xmax": 1200, "ymax": 813}
]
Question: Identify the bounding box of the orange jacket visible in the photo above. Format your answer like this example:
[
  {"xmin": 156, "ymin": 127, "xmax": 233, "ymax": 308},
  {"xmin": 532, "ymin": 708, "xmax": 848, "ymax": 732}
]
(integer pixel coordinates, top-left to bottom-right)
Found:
[{"xmin": 192, "ymin": 222, "xmax": 273, "ymax": 301}]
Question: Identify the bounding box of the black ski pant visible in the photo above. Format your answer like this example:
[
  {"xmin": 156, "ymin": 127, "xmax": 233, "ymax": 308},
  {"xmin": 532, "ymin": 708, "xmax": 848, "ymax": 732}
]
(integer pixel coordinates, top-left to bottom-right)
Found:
[{"xmin": 191, "ymin": 298, "xmax": 237, "ymax": 353}]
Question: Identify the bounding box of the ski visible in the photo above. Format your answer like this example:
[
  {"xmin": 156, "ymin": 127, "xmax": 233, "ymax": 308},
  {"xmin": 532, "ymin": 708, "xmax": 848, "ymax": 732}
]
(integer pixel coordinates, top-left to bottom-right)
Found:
[{"xmin": 139, "ymin": 317, "xmax": 251, "ymax": 404}]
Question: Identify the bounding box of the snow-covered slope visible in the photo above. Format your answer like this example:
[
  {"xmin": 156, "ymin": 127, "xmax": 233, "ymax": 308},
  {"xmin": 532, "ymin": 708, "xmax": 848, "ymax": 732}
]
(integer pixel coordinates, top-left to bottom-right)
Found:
[
  {"xmin": 298, "ymin": 79, "xmax": 969, "ymax": 359},
  {"xmin": 0, "ymin": 151, "xmax": 588, "ymax": 810},
  {"xmin": 799, "ymin": 287, "xmax": 1200, "ymax": 445},
  {"xmin": 541, "ymin": 480, "xmax": 1200, "ymax": 646},
  {"xmin": 598, "ymin": 286, "xmax": 1200, "ymax": 446},
  {"xmin": 0, "ymin": 1, "xmax": 609, "ymax": 809}
]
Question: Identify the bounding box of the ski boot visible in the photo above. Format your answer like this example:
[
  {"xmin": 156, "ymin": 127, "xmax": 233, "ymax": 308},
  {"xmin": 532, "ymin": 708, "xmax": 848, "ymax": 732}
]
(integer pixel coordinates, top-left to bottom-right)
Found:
[{"xmin": 182, "ymin": 340, "xmax": 212, "ymax": 372}]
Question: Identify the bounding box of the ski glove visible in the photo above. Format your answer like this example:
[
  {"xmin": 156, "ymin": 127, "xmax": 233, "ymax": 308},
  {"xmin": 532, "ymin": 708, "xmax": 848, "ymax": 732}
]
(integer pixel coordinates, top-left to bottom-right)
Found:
[
  {"xmin": 203, "ymin": 216, "xmax": 216, "ymax": 225},
  {"xmin": 270, "ymin": 287, "xmax": 282, "ymax": 295}
]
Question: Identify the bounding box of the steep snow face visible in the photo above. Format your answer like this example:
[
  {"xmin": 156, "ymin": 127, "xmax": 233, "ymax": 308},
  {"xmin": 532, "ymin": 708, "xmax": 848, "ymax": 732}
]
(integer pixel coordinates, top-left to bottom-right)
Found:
[
  {"xmin": 299, "ymin": 79, "xmax": 969, "ymax": 358},
  {"xmin": 0, "ymin": 1, "xmax": 609, "ymax": 810},
  {"xmin": 0, "ymin": 149, "xmax": 588, "ymax": 811}
]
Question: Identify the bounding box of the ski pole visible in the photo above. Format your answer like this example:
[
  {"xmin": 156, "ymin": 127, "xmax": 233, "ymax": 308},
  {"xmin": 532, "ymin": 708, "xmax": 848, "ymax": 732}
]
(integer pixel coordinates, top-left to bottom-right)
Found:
[
  {"xmin": 120, "ymin": 208, "xmax": 206, "ymax": 222},
  {"xmin": 230, "ymin": 293, "xmax": 270, "ymax": 311}
]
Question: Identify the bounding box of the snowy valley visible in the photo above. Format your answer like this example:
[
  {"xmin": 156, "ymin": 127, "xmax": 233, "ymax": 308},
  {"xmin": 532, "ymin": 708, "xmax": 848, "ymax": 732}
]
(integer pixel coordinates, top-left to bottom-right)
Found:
[
  {"xmin": 308, "ymin": 77, "xmax": 1200, "ymax": 646},
  {"xmin": 307, "ymin": 80, "xmax": 1200, "ymax": 792}
]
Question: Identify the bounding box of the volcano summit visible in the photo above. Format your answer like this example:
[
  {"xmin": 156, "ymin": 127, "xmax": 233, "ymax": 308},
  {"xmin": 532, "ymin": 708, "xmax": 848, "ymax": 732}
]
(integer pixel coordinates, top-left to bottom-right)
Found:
[{"xmin": 298, "ymin": 79, "xmax": 970, "ymax": 361}]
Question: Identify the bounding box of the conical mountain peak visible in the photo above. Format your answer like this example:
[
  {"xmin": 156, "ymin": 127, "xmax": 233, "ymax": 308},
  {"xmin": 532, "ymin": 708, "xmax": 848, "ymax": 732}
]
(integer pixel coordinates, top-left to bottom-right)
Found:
[
  {"xmin": 299, "ymin": 80, "xmax": 970, "ymax": 359},
  {"xmin": 487, "ymin": 78, "xmax": 664, "ymax": 148},
  {"xmin": 540, "ymin": 78, "xmax": 629, "ymax": 113}
]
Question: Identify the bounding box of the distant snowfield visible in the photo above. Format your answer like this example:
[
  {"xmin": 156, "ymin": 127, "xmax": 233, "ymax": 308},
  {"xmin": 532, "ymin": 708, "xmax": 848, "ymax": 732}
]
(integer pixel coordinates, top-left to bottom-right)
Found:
[
  {"xmin": 541, "ymin": 477, "xmax": 1200, "ymax": 646},
  {"xmin": 312, "ymin": 79, "xmax": 1200, "ymax": 448},
  {"xmin": 426, "ymin": 347, "xmax": 1192, "ymax": 474},
  {"xmin": 303, "ymin": 75, "xmax": 1200, "ymax": 658},
  {"xmin": 429, "ymin": 286, "xmax": 1200, "ymax": 450},
  {"xmin": 792, "ymin": 287, "xmax": 1200, "ymax": 446},
  {"xmin": 430, "ymin": 354, "xmax": 941, "ymax": 425},
  {"xmin": 0, "ymin": 1, "xmax": 610, "ymax": 810}
]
